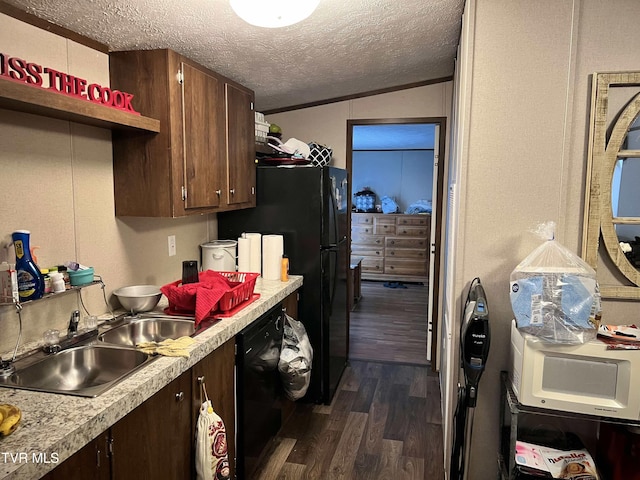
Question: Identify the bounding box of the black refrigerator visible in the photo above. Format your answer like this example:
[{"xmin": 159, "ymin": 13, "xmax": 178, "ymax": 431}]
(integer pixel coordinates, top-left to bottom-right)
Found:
[{"xmin": 219, "ymin": 165, "xmax": 349, "ymax": 404}]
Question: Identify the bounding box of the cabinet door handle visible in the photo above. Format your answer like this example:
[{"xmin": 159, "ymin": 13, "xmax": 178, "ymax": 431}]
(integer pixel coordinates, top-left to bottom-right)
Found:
[
  {"xmin": 216, "ymin": 189, "xmax": 222, "ymax": 196},
  {"xmin": 197, "ymin": 375, "xmax": 205, "ymax": 384},
  {"xmin": 230, "ymin": 188, "xmax": 235, "ymax": 195},
  {"xmin": 175, "ymin": 391, "xmax": 185, "ymax": 402}
]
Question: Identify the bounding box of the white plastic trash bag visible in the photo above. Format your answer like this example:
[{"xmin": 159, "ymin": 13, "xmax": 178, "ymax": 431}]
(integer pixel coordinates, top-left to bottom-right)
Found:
[
  {"xmin": 278, "ymin": 313, "xmax": 313, "ymax": 401},
  {"xmin": 510, "ymin": 221, "xmax": 600, "ymax": 344},
  {"xmin": 195, "ymin": 383, "xmax": 230, "ymax": 480}
]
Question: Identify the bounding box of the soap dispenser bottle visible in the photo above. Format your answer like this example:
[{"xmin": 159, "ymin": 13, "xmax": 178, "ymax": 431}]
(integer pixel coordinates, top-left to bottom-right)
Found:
[{"xmin": 12, "ymin": 230, "xmax": 44, "ymax": 301}]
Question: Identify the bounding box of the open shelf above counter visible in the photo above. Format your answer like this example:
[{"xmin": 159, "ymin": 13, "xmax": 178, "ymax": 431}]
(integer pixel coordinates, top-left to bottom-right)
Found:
[
  {"xmin": 0, "ymin": 280, "xmax": 101, "ymax": 308},
  {"xmin": 0, "ymin": 79, "xmax": 160, "ymax": 133}
]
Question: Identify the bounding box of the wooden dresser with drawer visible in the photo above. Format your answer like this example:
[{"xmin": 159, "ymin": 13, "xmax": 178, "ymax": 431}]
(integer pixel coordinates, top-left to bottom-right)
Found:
[{"xmin": 351, "ymin": 212, "xmax": 430, "ymax": 283}]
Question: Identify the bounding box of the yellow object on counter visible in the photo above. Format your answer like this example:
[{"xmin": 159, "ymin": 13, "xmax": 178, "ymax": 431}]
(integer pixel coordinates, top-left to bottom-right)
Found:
[
  {"xmin": 281, "ymin": 255, "xmax": 289, "ymax": 282},
  {"xmin": 0, "ymin": 403, "xmax": 22, "ymax": 437},
  {"xmin": 137, "ymin": 336, "xmax": 195, "ymax": 358}
]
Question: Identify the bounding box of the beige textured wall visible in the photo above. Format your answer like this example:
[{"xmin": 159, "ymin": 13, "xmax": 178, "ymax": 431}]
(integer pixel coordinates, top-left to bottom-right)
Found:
[
  {"xmin": 266, "ymin": 82, "xmax": 453, "ymax": 169},
  {"xmin": 0, "ymin": 13, "xmax": 213, "ymax": 355},
  {"xmin": 450, "ymin": 1, "xmax": 640, "ymax": 478}
]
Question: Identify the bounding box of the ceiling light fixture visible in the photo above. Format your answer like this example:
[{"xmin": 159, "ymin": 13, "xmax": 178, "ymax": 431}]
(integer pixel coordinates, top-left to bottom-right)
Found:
[{"xmin": 230, "ymin": 0, "xmax": 321, "ymax": 28}]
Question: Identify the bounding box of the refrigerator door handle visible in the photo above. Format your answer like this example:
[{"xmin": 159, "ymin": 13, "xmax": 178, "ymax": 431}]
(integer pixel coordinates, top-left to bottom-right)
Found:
[
  {"xmin": 327, "ymin": 248, "xmax": 338, "ymax": 315},
  {"xmin": 329, "ymin": 180, "xmax": 339, "ymax": 247}
]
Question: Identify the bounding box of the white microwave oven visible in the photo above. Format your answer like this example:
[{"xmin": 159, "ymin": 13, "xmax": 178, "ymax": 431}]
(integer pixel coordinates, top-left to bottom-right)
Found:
[{"xmin": 510, "ymin": 320, "xmax": 640, "ymax": 420}]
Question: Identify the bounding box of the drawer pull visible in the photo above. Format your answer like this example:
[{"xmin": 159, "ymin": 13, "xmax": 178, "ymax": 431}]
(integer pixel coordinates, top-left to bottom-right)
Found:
[
  {"xmin": 390, "ymin": 240, "xmax": 395, "ymax": 245},
  {"xmin": 390, "ymin": 251, "xmax": 395, "ymax": 255},
  {"xmin": 175, "ymin": 391, "xmax": 185, "ymax": 402}
]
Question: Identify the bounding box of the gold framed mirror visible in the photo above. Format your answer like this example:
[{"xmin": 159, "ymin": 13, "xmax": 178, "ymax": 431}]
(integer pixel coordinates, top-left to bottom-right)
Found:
[{"xmin": 583, "ymin": 72, "xmax": 640, "ymax": 299}]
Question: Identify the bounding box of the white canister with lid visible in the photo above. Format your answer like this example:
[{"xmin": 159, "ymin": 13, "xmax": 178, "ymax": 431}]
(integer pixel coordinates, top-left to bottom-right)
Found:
[
  {"xmin": 49, "ymin": 272, "xmax": 65, "ymax": 293},
  {"xmin": 200, "ymin": 240, "xmax": 237, "ymax": 272}
]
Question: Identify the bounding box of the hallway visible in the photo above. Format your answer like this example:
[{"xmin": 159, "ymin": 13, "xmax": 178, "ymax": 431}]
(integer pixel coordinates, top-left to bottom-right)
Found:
[
  {"xmin": 349, "ymin": 280, "xmax": 429, "ymax": 365},
  {"xmin": 254, "ymin": 280, "xmax": 444, "ymax": 479},
  {"xmin": 253, "ymin": 360, "xmax": 444, "ymax": 479}
]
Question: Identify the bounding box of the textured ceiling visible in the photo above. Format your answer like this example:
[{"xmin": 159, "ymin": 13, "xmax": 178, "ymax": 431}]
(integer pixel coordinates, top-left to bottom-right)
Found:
[{"xmin": 4, "ymin": 0, "xmax": 464, "ymax": 112}]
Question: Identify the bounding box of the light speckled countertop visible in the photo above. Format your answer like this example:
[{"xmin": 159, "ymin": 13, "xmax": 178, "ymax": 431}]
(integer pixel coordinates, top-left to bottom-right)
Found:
[{"xmin": 0, "ymin": 276, "xmax": 302, "ymax": 480}]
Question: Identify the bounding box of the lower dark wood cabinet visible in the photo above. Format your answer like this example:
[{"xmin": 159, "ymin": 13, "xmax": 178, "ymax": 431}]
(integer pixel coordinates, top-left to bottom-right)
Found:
[
  {"xmin": 192, "ymin": 338, "xmax": 236, "ymax": 479},
  {"xmin": 41, "ymin": 431, "xmax": 110, "ymax": 480},
  {"xmin": 110, "ymin": 370, "xmax": 193, "ymax": 479}
]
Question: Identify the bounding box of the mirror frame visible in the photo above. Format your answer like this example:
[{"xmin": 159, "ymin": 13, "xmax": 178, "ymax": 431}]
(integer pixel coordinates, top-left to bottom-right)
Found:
[{"xmin": 583, "ymin": 72, "xmax": 640, "ymax": 299}]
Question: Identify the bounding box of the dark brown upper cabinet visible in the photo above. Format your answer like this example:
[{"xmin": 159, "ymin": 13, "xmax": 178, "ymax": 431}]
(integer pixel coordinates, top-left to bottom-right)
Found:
[{"xmin": 110, "ymin": 49, "xmax": 256, "ymax": 217}]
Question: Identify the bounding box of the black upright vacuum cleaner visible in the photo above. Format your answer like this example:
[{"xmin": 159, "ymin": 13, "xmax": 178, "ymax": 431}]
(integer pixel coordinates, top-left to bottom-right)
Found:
[{"xmin": 450, "ymin": 277, "xmax": 491, "ymax": 480}]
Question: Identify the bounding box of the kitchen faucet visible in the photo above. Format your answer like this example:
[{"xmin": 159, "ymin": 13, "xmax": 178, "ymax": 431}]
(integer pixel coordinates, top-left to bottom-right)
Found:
[
  {"xmin": 42, "ymin": 310, "xmax": 94, "ymax": 354},
  {"xmin": 40, "ymin": 310, "xmax": 99, "ymax": 355},
  {"xmin": 67, "ymin": 310, "xmax": 80, "ymax": 338}
]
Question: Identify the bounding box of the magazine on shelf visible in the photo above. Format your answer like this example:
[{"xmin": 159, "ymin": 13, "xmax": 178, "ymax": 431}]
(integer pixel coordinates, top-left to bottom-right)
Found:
[{"xmin": 515, "ymin": 441, "xmax": 599, "ymax": 479}]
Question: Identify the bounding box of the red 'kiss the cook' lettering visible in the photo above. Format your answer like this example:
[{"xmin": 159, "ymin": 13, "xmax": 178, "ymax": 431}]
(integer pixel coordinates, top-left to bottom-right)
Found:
[{"xmin": 0, "ymin": 52, "xmax": 139, "ymax": 115}]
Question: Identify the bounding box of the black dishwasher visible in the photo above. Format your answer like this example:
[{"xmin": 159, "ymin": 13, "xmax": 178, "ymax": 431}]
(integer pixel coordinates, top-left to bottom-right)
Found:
[{"xmin": 236, "ymin": 304, "xmax": 284, "ymax": 479}]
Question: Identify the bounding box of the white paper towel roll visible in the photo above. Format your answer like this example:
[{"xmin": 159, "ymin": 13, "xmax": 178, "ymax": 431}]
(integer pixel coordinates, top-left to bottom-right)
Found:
[
  {"xmin": 244, "ymin": 233, "xmax": 262, "ymax": 274},
  {"xmin": 262, "ymin": 234, "xmax": 284, "ymax": 280},
  {"xmin": 237, "ymin": 237, "xmax": 252, "ymax": 272}
]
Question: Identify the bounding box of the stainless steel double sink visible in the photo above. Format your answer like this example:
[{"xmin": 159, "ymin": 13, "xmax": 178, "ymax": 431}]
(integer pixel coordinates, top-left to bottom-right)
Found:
[{"xmin": 0, "ymin": 315, "xmax": 197, "ymax": 397}]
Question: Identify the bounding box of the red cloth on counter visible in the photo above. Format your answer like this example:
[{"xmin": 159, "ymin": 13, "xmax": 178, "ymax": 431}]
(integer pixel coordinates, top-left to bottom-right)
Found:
[{"xmin": 161, "ymin": 271, "xmax": 233, "ymax": 326}]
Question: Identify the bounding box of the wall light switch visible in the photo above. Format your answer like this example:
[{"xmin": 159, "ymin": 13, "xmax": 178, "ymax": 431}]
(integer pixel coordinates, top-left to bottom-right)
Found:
[{"xmin": 168, "ymin": 235, "xmax": 176, "ymax": 257}]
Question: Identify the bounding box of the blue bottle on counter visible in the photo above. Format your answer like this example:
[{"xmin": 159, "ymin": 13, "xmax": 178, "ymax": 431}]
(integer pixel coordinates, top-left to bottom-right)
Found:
[{"xmin": 12, "ymin": 230, "xmax": 44, "ymax": 301}]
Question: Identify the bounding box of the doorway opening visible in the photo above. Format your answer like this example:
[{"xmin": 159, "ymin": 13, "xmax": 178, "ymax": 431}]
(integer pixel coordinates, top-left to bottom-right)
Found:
[{"xmin": 346, "ymin": 118, "xmax": 446, "ymax": 369}]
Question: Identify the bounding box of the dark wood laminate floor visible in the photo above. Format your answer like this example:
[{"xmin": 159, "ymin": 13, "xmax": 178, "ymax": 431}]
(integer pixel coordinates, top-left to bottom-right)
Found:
[
  {"xmin": 254, "ymin": 360, "xmax": 444, "ymax": 480},
  {"xmin": 350, "ymin": 280, "xmax": 429, "ymax": 366},
  {"xmin": 254, "ymin": 281, "xmax": 443, "ymax": 479}
]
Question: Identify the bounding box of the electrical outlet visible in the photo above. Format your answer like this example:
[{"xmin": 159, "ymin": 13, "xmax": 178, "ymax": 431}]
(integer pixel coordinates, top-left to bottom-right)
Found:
[{"xmin": 168, "ymin": 235, "xmax": 176, "ymax": 257}]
